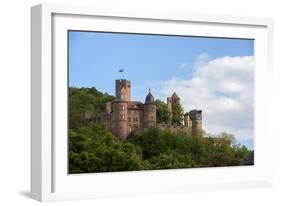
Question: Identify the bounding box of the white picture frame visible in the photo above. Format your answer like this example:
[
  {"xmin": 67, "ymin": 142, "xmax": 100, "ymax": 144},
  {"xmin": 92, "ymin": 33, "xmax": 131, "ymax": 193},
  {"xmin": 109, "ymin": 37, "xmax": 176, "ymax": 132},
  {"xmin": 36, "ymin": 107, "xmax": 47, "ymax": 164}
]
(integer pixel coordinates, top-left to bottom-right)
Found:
[{"xmin": 31, "ymin": 3, "xmax": 274, "ymax": 202}]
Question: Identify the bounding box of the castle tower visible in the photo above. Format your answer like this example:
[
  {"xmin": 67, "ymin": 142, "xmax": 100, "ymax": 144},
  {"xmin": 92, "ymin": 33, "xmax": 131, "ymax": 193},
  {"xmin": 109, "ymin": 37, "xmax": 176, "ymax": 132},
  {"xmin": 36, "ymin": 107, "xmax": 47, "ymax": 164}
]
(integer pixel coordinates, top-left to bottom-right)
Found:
[
  {"xmin": 167, "ymin": 97, "xmax": 172, "ymax": 114},
  {"xmin": 189, "ymin": 110, "xmax": 202, "ymax": 137},
  {"xmin": 171, "ymin": 92, "xmax": 180, "ymax": 104},
  {"xmin": 168, "ymin": 92, "xmax": 181, "ymax": 120},
  {"xmin": 143, "ymin": 90, "xmax": 156, "ymax": 128},
  {"xmin": 184, "ymin": 112, "xmax": 192, "ymax": 128},
  {"xmin": 111, "ymin": 100, "xmax": 128, "ymax": 140},
  {"xmin": 115, "ymin": 79, "xmax": 131, "ymax": 101}
]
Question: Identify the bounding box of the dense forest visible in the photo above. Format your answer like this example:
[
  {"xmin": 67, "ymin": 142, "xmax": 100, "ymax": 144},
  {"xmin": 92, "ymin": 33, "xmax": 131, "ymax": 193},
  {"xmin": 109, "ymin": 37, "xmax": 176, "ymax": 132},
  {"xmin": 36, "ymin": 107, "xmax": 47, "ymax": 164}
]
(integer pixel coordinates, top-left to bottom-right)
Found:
[{"xmin": 69, "ymin": 87, "xmax": 253, "ymax": 174}]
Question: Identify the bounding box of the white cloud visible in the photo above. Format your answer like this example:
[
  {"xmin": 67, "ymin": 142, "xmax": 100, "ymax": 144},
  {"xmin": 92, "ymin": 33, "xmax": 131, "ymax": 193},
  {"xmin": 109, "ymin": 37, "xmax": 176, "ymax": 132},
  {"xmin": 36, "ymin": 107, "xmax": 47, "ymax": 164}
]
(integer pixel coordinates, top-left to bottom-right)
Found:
[
  {"xmin": 179, "ymin": 63, "xmax": 188, "ymax": 70},
  {"xmin": 194, "ymin": 53, "xmax": 210, "ymax": 68},
  {"xmin": 159, "ymin": 55, "xmax": 255, "ymax": 141}
]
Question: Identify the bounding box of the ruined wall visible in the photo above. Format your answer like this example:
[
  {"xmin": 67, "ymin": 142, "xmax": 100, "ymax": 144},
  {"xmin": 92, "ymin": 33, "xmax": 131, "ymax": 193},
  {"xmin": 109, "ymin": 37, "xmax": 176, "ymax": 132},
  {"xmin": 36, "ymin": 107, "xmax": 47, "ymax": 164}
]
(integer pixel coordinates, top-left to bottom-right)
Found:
[
  {"xmin": 157, "ymin": 123, "xmax": 192, "ymax": 133},
  {"xmin": 192, "ymin": 120, "xmax": 202, "ymax": 136},
  {"xmin": 189, "ymin": 110, "xmax": 203, "ymax": 137},
  {"xmin": 105, "ymin": 102, "xmax": 112, "ymax": 114}
]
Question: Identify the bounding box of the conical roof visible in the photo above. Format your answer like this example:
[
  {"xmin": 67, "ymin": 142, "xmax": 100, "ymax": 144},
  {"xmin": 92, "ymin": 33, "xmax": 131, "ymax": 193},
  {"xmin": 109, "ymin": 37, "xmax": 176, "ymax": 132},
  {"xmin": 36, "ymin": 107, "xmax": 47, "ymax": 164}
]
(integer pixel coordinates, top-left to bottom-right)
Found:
[{"xmin": 145, "ymin": 89, "xmax": 155, "ymax": 104}]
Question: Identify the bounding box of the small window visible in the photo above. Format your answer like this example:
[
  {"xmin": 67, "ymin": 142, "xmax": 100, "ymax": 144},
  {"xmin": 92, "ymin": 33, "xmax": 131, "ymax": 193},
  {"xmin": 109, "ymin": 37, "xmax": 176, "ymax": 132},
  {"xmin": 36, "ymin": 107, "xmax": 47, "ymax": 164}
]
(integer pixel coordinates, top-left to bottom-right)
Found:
[
  {"xmin": 128, "ymin": 117, "xmax": 131, "ymax": 122},
  {"xmin": 120, "ymin": 114, "xmax": 125, "ymax": 120}
]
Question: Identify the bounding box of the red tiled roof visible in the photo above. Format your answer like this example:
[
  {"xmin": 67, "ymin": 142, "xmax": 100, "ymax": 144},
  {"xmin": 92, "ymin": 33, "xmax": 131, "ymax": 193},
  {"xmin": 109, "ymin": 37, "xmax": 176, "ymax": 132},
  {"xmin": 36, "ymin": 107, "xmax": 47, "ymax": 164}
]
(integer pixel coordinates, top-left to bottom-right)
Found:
[{"xmin": 127, "ymin": 101, "xmax": 144, "ymax": 109}]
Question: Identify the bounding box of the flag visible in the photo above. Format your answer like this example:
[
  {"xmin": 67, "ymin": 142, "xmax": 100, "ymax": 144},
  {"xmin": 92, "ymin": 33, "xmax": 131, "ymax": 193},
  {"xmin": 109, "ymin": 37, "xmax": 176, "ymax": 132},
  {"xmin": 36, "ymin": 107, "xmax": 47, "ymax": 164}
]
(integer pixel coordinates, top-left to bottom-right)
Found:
[{"xmin": 118, "ymin": 69, "xmax": 124, "ymax": 73}]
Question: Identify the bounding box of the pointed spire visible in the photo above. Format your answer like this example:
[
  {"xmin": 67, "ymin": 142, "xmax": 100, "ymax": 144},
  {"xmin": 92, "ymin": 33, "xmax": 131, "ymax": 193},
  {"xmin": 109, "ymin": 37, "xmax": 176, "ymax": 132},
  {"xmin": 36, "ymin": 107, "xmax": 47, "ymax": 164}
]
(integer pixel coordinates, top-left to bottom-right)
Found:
[
  {"xmin": 171, "ymin": 92, "xmax": 180, "ymax": 100},
  {"xmin": 145, "ymin": 88, "xmax": 155, "ymax": 104}
]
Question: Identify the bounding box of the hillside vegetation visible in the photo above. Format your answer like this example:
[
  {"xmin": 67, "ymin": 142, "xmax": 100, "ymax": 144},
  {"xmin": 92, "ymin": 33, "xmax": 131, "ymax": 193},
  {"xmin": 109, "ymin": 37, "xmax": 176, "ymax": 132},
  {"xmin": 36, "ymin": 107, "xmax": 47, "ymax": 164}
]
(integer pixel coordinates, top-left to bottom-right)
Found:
[{"xmin": 69, "ymin": 87, "xmax": 253, "ymax": 173}]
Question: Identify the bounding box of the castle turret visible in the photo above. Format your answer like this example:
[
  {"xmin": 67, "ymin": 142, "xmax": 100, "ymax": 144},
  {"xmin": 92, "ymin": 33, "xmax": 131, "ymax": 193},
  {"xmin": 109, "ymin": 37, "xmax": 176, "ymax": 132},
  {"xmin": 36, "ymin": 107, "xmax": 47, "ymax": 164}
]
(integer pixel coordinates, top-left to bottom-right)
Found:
[
  {"xmin": 111, "ymin": 80, "xmax": 129, "ymax": 140},
  {"xmin": 115, "ymin": 79, "xmax": 131, "ymax": 101},
  {"xmin": 111, "ymin": 100, "xmax": 128, "ymax": 140},
  {"xmin": 143, "ymin": 90, "xmax": 156, "ymax": 128},
  {"xmin": 189, "ymin": 110, "xmax": 202, "ymax": 137}
]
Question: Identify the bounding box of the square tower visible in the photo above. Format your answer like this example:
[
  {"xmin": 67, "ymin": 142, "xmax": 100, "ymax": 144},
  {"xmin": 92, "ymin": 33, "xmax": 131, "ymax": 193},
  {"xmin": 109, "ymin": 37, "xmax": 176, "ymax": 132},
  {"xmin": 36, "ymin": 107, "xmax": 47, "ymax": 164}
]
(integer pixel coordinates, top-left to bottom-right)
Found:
[{"xmin": 115, "ymin": 79, "xmax": 131, "ymax": 101}]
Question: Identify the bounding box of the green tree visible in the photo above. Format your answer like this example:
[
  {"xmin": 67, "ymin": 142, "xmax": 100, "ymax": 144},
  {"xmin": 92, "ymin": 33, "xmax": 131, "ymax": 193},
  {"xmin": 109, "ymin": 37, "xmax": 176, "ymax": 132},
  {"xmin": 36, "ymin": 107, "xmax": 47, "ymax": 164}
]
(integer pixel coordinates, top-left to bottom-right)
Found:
[
  {"xmin": 149, "ymin": 152, "xmax": 194, "ymax": 169},
  {"xmin": 171, "ymin": 102, "xmax": 184, "ymax": 124},
  {"xmin": 128, "ymin": 127, "xmax": 203, "ymax": 168},
  {"xmin": 202, "ymin": 132, "xmax": 251, "ymax": 167},
  {"xmin": 69, "ymin": 124, "xmax": 143, "ymax": 173},
  {"xmin": 155, "ymin": 99, "xmax": 171, "ymax": 124},
  {"xmin": 128, "ymin": 128, "xmax": 252, "ymax": 169},
  {"xmin": 69, "ymin": 87, "xmax": 115, "ymax": 129},
  {"xmin": 68, "ymin": 87, "xmax": 253, "ymax": 173}
]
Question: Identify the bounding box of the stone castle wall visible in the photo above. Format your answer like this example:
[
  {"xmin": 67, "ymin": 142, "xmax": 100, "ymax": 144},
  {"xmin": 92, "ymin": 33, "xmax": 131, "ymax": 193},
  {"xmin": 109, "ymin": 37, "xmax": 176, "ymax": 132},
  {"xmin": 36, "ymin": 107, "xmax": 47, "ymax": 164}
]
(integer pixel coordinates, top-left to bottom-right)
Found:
[
  {"xmin": 157, "ymin": 123, "xmax": 192, "ymax": 133},
  {"xmin": 88, "ymin": 79, "xmax": 202, "ymax": 139}
]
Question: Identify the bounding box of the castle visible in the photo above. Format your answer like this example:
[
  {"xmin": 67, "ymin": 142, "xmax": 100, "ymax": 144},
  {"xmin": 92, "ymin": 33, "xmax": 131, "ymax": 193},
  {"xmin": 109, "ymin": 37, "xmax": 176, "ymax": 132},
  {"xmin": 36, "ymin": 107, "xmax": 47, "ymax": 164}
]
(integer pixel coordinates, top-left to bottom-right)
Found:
[{"xmin": 88, "ymin": 79, "xmax": 202, "ymax": 140}]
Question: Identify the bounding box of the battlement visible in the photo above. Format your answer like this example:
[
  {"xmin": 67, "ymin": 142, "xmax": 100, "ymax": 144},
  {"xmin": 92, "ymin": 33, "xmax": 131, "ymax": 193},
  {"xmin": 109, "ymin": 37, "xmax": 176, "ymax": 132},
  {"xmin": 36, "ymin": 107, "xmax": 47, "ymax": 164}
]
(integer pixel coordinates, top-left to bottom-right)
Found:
[{"xmin": 157, "ymin": 123, "xmax": 192, "ymax": 133}]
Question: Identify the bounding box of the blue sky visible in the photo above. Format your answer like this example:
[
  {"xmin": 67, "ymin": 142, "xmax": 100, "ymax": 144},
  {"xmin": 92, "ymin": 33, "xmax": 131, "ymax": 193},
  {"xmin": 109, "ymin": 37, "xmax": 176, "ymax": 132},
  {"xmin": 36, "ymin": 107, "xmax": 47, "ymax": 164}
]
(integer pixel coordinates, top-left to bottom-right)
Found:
[{"xmin": 68, "ymin": 31, "xmax": 254, "ymax": 149}]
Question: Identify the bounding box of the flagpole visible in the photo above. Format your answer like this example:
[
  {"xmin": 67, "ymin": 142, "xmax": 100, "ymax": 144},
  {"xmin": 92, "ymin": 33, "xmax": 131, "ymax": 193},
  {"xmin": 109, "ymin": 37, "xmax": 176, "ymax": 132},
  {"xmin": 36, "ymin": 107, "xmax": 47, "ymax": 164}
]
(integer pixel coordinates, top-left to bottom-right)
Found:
[{"xmin": 118, "ymin": 68, "xmax": 125, "ymax": 79}]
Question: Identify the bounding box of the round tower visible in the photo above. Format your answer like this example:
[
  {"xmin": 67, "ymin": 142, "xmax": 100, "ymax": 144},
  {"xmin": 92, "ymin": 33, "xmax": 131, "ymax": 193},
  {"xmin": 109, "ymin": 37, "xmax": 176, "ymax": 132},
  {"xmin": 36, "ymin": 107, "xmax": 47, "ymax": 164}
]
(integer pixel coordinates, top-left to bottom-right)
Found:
[
  {"xmin": 189, "ymin": 110, "xmax": 202, "ymax": 137},
  {"xmin": 111, "ymin": 100, "xmax": 128, "ymax": 140},
  {"xmin": 143, "ymin": 90, "xmax": 156, "ymax": 128}
]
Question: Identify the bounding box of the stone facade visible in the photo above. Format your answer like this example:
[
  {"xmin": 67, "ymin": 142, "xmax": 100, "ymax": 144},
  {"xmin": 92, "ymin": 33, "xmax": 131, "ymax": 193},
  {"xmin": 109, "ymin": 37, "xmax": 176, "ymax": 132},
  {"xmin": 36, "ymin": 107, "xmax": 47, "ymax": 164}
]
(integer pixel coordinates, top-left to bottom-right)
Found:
[
  {"xmin": 88, "ymin": 79, "xmax": 203, "ymax": 139},
  {"xmin": 91, "ymin": 79, "xmax": 157, "ymax": 140}
]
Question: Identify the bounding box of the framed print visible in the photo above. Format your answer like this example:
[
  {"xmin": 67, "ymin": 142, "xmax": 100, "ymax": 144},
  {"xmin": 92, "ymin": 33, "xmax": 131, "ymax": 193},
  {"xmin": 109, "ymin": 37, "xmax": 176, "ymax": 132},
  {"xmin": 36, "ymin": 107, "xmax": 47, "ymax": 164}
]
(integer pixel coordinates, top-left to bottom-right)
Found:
[{"xmin": 31, "ymin": 3, "xmax": 274, "ymax": 201}]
